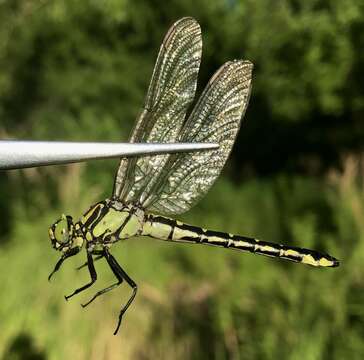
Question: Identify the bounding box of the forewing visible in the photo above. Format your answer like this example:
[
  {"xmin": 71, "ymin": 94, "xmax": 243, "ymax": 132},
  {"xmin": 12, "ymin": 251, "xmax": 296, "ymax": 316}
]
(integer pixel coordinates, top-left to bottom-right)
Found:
[
  {"xmin": 113, "ymin": 17, "xmax": 202, "ymax": 201},
  {"xmin": 147, "ymin": 60, "xmax": 253, "ymax": 215}
]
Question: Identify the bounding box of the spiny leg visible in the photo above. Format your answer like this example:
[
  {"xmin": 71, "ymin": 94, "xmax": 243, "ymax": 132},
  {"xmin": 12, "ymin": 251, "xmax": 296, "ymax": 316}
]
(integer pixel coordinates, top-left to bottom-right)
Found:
[
  {"xmin": 81, "ymin": 250, "xmax": 124, "ymax": 307},
  {"xmin": 81, "ymin": 280, "xmax": 123, "ymax": 308},
  {"xmin": 48, "ymin": 247, "xmax": 80, "ymax": 281},
  {"xmin": 76, "ymin": 254, "xmax": 103, "ymax": 270},
  {"xmin": 104, "ymin": 248, "xmax": 137, "ymax": 335},
  {"xmin": 65, "ymin": 251, "xmax": 97, "ymax": 301}
]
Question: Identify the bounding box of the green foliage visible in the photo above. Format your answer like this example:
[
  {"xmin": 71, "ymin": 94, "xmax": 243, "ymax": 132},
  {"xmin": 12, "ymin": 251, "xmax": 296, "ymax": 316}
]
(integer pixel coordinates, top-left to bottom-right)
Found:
[
  {"xmin": 1, "ymin": 0, "xmax": 363, "ymax": 177},
  {"xmin": 237, "ymin": 0, "xmax": 359, "ymax": 119},
  {"xmin": 1, "ymin": 0, "xmax": 363, "ymax": 126},
  {"xmin": 0, "ymin": 171, "xmax": 363, "ymax": 359}
]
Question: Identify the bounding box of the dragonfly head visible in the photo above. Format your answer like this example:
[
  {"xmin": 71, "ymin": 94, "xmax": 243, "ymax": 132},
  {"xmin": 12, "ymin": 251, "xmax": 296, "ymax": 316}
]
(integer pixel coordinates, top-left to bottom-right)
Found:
[{"xmin": 49, "ymin": 214, "xmax": 84, "ymax": 252}]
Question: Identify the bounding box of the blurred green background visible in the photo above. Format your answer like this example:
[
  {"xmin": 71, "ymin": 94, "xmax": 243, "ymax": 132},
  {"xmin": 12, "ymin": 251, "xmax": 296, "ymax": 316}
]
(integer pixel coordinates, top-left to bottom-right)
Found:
[{"xmin": 1, "ymin": 0, "xmax": 364, "ymax": 359}]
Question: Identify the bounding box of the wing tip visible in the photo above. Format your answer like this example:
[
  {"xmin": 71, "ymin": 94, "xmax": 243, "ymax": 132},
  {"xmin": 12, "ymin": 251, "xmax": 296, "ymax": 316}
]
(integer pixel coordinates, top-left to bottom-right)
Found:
[
  {"xmin": 163, "ymin": 17, "xmax": 201, "ymax": 52},
  {"xmin": 172, "ymin": 17, "xmax": 201, "ymax": 33},
  {"xmin": 208, "ymin": 59, "xmax": 254, "ymax": 85},
  {"xmin": 228, "ymin": 59, "xmax": 254, "ymax": 72},
  {"xmin": 175, "ymin": 16, "xmax": 200, "ymax": 26}
]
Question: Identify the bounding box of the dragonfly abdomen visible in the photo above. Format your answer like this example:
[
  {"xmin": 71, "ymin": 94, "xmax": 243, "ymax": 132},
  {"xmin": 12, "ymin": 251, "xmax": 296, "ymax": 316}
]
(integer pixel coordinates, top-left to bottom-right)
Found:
[{"xmin": 142, "ymin": 214, "xmax": 339, "ymax": 268}]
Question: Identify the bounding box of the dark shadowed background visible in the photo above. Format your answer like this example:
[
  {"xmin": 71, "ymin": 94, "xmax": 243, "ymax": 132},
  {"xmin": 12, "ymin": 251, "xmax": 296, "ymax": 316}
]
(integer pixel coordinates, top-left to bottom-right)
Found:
[{"xmin": 1, "ymin": 1, "xmax": 364, "ymax": 359}]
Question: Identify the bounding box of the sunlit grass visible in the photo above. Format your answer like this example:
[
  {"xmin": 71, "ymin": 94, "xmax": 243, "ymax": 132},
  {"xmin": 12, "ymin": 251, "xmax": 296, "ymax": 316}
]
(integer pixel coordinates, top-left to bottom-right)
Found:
[{"xmin": 1, "ymin": 158, "xmax": 364, "ymax": 359}]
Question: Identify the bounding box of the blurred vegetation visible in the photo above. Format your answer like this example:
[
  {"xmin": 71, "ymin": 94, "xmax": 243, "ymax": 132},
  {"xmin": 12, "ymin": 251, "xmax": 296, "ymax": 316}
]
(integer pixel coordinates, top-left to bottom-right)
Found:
[{"xmin": 0, "ymin": 0, "xmax": 364, "ymax": 359}]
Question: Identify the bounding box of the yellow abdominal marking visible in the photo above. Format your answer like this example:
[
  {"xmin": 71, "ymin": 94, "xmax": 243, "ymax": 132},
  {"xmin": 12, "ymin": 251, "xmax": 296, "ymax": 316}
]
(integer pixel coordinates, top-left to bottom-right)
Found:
[
  {"xmin": 202, "ymin": 235, "xmax": 225, "ymax": 243},
  {"xmin": 173, "ymin": 227, "xmax": 198, "ymax": 240},
  {"xmin": 142, "ymin": 221, "xmax": 171, "ymax": 239},
  {"xmin": 318, "ymin": 257, "xmax": 335, "ymax": 267},
  {"xmin": 301, "ymin": 254, "xmax": 321, "ymax": 266},
  {"xmin": 257, "ymin": 245, "xmax": 279, "ymax": 254},
  {"xmin": 300, "ymin": 254, "xmax": 334, "ymax": 267},
  {"xmin": 233, "ymin": 240, "xmax": 250, "ymax": 248},
  {"xmin": 283, "ymin": 249, "xmax": 301, "ymax": 258}
]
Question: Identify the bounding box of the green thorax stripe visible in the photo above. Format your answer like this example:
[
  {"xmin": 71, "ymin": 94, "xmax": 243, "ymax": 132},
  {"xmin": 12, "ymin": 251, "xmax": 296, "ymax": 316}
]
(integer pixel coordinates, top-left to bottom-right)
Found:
[
  {"xmin": 142, "ymin": 214, "xmax": 339, "ymax": 268},
  {"xmin": 81, "ymin": 201, "xmax": 108, "ymax": 228}
]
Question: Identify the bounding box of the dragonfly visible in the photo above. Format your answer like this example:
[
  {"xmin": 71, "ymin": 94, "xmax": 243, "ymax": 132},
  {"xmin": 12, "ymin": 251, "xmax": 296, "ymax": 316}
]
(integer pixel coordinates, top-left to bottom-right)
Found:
[{"xmin": 48, "ymin": 17, "xmax": 339, "ymax": 335}]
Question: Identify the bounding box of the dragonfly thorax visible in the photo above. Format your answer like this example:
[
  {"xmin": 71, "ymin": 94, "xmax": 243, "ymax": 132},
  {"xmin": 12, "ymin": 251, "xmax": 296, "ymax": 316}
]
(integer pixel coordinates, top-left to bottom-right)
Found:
[{"xmin": 79, "ymin": 200, "xmax": 145, "ymax": 247}]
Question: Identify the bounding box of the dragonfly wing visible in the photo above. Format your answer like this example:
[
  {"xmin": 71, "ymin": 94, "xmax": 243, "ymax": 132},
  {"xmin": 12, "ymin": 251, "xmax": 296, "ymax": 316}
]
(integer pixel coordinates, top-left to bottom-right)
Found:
[
  {"xmin": 146, "ymin": 60, "xmax": 253, "ymax": 215},
  {"xmin": 113, "ymin": 17, "xmax": 202, "ymax": 201}
]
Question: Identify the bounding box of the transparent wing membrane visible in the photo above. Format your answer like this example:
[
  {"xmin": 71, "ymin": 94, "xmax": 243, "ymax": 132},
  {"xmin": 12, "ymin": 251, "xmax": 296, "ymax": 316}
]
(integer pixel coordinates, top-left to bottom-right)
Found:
[
  {"xmin": 147, "ymin": 61, "xmax": 253, "ymax": 214},
  {"xmin": 113, "ymin": 17, "xmax": 202, "ymax": 200},
  {"xmin": 112, "ymin": 17, "xmax": 253, "ymax": 216}
]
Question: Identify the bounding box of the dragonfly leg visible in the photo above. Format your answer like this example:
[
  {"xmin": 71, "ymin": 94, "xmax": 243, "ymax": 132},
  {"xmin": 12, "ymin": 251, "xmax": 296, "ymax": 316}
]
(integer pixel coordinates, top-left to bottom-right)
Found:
[
  {"xmin": 104, "ymin": 248, "xmax": 138, "ymax": 335},
  {"xmin": 76, "ymin": 254, "xmax": 103, "ymax": 270},
  {"xmin": 81, "ymin": 250, "xmax": 124, "ymax": 307},
  {"xmin": 48, "ymin": 247, "xmax": 80, "ymax": 281},
  {"xmin": 81, "ymin": 280, "xmax": 123, "ymax": 308},
  {"xmin": 64, "ymin": 251, "xmax": 97, "ymax": 301}
]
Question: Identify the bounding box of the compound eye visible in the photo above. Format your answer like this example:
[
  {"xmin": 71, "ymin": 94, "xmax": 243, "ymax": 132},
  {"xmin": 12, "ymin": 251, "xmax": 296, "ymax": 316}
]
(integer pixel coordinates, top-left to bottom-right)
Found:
[{"xmin": 54, "ymin": 219, "xmax": 69, "ymax": 244}]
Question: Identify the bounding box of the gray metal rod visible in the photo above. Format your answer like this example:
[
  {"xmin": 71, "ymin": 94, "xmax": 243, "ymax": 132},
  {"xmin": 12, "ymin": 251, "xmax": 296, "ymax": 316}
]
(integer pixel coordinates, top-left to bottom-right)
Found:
[{"xmin": 0, "ymin": 140, "xmax": 218, "ymax": 170}]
